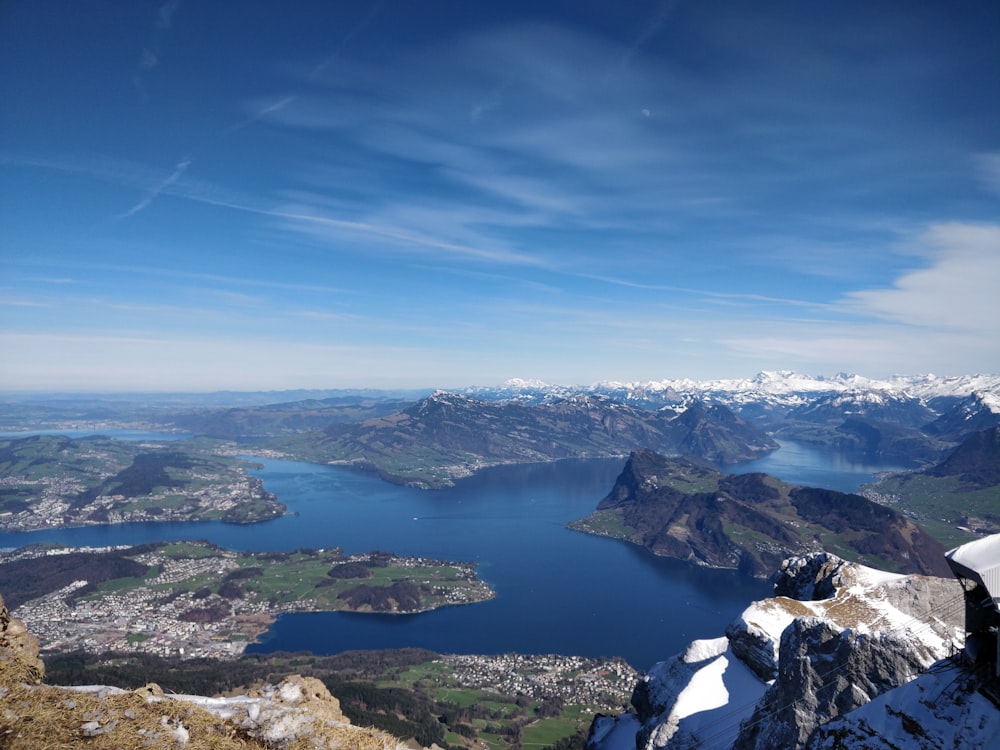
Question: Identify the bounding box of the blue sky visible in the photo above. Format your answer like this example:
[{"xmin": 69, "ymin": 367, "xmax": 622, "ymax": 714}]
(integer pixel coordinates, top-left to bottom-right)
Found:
[{"xmin": 1, "ymin": 0, "xmax": 998, "ymax": 392}]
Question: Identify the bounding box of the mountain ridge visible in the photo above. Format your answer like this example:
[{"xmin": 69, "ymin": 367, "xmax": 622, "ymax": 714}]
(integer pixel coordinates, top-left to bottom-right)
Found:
[
  {"xmin": 274, "ymin": 392, "xmax": 777, "ymax": 488},
  {"xmin": 464, "ymin": 371, "xmax": 1000, "ymax": 408},
  {"xmin": 570, "ymin": 450, "xmax": 951, "ymax": 578}
]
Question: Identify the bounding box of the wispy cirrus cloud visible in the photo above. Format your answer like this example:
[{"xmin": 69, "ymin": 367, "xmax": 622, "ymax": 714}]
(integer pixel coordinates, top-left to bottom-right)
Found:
[
  {"xmin": 117, "ymin": 156, "xmax": 192, "ymax": 218},
  {"xmin": 268, "ymin": 203, "xmax": 545, "ymax": 266},
  {"xmin": 257, "ymin": 12, "xmax": 994, "ymax": 289},
  {"xmin": 0, "ymin": 297, "xmax": 48, "ymax": 308},
  {"xmin": 225, "ymin": 94, "xmax": 298, "ymax": 135},
  {"xmin": 717, "ymin": 222, "xmax": 1000, "ymax": 374},
  {"xmin": 842, "ymin": 223, "xmax": 1000, "ymax": 332},
  {"xmin": 1, "ymin": 151, "xmax": 224, "ymax": 209},
  {"xmin": 19, "ymin": 276, "xmax": 76, "ymax": 285},
  {"xmin": 248, "ymin": 20, "xmax": 856, "ymax": 273},
  {"xmin": 4, "ymin": 148, "xmax": 543, "ymax": 267}
]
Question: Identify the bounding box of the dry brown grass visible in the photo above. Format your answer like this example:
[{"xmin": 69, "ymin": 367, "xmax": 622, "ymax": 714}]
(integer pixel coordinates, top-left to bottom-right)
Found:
[
  {"xmin": 1, "ymin": 681, "xmax": 262, "ymax": 750},
  {"xmin": 768, "ymin": 598, "xmax": 815, "ymax": 618},
  {"xmin": 0, "ymin": 680, "xmax": 406, "ymax": 750},
  {"xmin": 1, "ymin": 662, "xmax": 405, "ymax": 750},
  {"xmin": 823, "ymin": 592, "xmax": 884, "ymax": 630},
  {"xmin": 0, "ymin": 651, "xmax": 42, "ymax": 690}
]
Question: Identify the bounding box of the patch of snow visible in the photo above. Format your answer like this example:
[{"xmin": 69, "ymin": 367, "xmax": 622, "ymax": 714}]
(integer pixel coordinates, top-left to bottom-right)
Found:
[
  {"xmin": 978, "ymin": 390, "xmax": 1000, "ymax": 414},
  {"xmin": 161, "ymin": 716, "xmax": 189, "ymax": 746},
  {"xmin": 589, "ymin": 713, "xmax": 641, "ymax": 750},
  {"xmin": 650, "ymin": 645, "xmax": 768, "ymax": 750},
  {"xmin": 672, "ymin": 652, "xmax": 731, "ymax": 719},
  {"xmin": 808, "ymin": 661, "xmax": 1000, "ymax": 749},
  {"xmin": 500, "ymin": 378, "xmax": 552, "ymax": 389},
  {"xmin": 278, "ymin": 680, "xmax": 303, "ymax": 703},
  {"xmin": 847, "ymin": 564, "xmax": 906, "ymax": 588},
  {"xmin": 681, "ymin": 636, "xmax": 729, "ymax": 664},
  {"xmin": 67, "ymin": 685, "xmax": 127, "ymax": 697}
]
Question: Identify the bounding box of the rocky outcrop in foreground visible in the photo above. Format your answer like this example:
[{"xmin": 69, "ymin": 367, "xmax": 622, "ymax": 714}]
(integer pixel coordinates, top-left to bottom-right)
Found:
[
  {"xmin": 588, "ymin": 552, "xmax": 994, "ymax": 750},
  {"xmin": 0, "ymin": 593, "xmax": 45, "ymax": 684},
  {"xmin": 0, "ymin": 592, "xmax": 404, "ymax": 750}
]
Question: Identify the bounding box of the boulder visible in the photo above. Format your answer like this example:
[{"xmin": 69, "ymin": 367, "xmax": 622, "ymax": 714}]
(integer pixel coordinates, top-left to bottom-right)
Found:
[{"xmin": 0, "ymin": 593, "xmax": 44, "ymax": 684}]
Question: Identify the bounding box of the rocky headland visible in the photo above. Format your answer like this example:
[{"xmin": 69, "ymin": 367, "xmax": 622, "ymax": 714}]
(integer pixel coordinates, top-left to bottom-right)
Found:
[{"xmin": 571, "ymin": 450, "xmax": 952, "ymax": 578}]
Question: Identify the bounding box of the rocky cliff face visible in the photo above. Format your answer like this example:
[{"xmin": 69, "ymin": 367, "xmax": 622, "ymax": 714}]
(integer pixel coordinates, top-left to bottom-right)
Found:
[
  {"xmin": 0, "ymin": 592, "xmax": 404, "ymax": 750},
  {"xmin": 732, "ymin": 614, "xmax": 954, "ymax": 750},
  {"xmin": 590, "ymin": 552, "xmax": 971, "ymax": 750}
]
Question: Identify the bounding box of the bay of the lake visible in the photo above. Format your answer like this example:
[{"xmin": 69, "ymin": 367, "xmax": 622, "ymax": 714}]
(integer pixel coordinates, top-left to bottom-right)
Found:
[{"xmin": 0, "ymin": 439, "xmax": 906, "ymax": 667}]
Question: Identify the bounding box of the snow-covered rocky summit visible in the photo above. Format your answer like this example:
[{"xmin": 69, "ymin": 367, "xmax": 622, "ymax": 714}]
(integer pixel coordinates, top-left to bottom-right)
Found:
[{"xmin": 588, "ymin": 552, "xmax": 978, "ymax": 750}]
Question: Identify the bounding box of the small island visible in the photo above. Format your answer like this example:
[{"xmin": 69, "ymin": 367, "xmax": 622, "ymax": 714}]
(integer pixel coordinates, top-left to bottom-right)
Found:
[{"xmin": 2, "ymin": 541, "xmax": 495, "ymax": 659}]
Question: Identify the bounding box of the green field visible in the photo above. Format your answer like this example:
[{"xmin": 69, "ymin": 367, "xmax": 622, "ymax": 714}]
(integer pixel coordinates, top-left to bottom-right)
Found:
[
  {"xmin": 0, "ymin": 434, "xmax": 285, "ymax": 528},
  {"xmin": 63, "ymin": 542, "xmax": 495, "ymax": 615},
  {"xmin": 45, "ymin": 647, "xmax": 634, "ymax": 750},
  {"xmin": 863, "ymin": 473, "xmax": 1000, "ymax": 548}
]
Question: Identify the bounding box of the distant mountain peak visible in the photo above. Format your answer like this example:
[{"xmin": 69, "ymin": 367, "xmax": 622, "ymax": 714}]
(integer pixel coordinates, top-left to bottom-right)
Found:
[{"xmin": 499, "ymin": 377, "xmax": 552, "ymax": 389}]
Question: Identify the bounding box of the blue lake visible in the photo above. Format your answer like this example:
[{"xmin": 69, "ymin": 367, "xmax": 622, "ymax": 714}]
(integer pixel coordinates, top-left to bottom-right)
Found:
[
  {"xmin": 729, "ymin": 440, "xmax": 908, "ymax": 493},
  {"xmin": 0, "ymin": 440, "xmax": 904, "ymax": 667}
]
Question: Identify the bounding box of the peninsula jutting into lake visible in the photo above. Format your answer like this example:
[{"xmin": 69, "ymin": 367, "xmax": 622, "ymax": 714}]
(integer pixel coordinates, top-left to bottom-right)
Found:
[{"xmin": 1, "ymin": 541, "xmax": 494, "ymax": 659}]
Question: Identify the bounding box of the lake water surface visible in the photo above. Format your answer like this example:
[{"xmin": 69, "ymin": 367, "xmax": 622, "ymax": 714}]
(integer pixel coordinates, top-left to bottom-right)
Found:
[{"xmin": 0, "ymin": 439, "xmax": 904, "ymax": 667}]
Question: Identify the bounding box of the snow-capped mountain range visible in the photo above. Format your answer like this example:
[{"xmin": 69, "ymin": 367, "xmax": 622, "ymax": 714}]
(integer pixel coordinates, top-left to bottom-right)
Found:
[{"xmin": 465, "ymin": 371, "xmax": 1000, "ymax": 411}]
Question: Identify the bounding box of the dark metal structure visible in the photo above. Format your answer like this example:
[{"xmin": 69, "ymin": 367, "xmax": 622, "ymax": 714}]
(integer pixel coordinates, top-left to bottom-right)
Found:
[{"xmin": 946, "ymin": 534, "xmax": 1000, "ymax": 681}]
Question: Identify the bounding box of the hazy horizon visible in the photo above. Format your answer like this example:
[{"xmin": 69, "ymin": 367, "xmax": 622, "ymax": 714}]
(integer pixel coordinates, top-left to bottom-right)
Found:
[
  {"xmin": 2, "ymin": 370, "xmax": 997, "ymax": 401},
  {"xmin": 2, "ymin": 1, "xmax": 998, "ymax": 391}
]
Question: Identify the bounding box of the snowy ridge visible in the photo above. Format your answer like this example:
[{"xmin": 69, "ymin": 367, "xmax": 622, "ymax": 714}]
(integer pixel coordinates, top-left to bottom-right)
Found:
[
  {"xmin": 591, "ymin": 553, "xmax": 970, "ymax": 750},
  {"xmin": 468, "ymin": 372, "xmax": 1000, "ymax": 410}
]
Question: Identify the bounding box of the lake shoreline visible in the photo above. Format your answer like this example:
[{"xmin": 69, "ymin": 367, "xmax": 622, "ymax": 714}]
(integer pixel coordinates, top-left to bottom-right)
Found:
[{"xmin": 0, "ymin": 443, "xmax": 903, "ymax": 667}]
